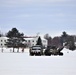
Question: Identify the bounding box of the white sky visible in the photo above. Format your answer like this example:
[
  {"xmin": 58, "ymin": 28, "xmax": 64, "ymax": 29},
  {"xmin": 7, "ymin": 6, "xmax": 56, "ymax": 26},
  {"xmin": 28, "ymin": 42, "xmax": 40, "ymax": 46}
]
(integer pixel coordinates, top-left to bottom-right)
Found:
[{"xmin": 0, "ymin": 0, "xmax": 76, "ymax": 37}]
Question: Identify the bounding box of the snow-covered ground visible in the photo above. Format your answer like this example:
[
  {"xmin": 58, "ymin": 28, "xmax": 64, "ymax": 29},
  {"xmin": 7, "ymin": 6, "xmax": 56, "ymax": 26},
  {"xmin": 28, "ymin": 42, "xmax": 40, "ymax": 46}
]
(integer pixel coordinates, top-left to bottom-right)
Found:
[{"xmin": 0, "ymin": 48, "xmax": 76, "ymax": 75}]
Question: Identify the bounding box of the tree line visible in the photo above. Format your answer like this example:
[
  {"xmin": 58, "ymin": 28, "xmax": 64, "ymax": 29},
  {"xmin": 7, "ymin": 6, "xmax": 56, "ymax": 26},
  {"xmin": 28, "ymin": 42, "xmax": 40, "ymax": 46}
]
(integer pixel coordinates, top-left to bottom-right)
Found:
[
  {"xmin": 44, "ymin": 31, "xmax": 76, "ymax": 50},
  {"xmin": 0, "ymin": 28, "xmax": 76, "ymax": 51},
  {"xmin": 5, "ymin": 28, "xmax": 26, "ymax": 52}
]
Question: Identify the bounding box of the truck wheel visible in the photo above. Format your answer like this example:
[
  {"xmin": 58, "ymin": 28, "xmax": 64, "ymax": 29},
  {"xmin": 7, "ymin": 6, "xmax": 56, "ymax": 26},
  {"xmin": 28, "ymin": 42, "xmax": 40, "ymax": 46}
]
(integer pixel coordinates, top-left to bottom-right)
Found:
[
  {"xmin": 30, "ymin": 53, "xmax": 34, "ymax": 56},
  {"xmin": 48, "ymin": 54, "xmax": 51, "ymax": 56},
  {"xmin": 44, "ymin": 51, "xmax": 48, "ymax": 56},
  {"xmin": 59, "ymin": 52, "xmax": 63, "ymax": 56},
  {"xmin": 35, "ymin": 53, "xmax": 41, "ymax": 56}
]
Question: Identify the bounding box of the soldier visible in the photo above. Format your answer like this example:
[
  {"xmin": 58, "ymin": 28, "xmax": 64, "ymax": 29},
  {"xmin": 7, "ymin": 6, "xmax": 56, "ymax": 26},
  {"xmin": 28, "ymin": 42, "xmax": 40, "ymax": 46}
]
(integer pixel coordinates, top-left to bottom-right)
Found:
[{"xmin": 22, "ymin": 48, "xmax": 24, "ymax": 53}]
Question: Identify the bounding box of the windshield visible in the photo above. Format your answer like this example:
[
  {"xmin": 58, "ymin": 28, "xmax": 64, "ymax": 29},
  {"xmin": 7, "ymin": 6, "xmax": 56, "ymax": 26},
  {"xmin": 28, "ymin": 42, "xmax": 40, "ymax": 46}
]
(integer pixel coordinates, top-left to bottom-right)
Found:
[{"xmin": 32, "ymin": 47, "xmax": 41, "ymax": 50}]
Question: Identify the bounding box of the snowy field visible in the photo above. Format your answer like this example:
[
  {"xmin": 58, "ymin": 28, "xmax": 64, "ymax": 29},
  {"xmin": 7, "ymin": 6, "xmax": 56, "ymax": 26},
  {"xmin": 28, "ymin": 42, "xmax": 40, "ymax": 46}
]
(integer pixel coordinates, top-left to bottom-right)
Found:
[{"xmin": 0, "ymin": 48, "xmax": 76, "ymax": 75}]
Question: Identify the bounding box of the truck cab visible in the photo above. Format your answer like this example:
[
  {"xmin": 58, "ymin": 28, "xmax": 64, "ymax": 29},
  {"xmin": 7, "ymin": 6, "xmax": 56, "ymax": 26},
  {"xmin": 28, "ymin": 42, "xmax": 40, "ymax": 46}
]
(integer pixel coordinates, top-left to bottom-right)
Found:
[{"xmin": 29, "ymin": 45, "xmax": 43, "ymax": 56}]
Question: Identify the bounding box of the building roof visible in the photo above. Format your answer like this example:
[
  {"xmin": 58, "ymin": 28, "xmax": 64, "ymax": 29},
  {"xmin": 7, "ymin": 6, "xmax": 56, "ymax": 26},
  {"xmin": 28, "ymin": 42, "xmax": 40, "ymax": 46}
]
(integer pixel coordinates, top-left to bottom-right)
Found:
[
  {"xmin": 0, "ymin": 36, "xmax": 9, "ymax": 39},
  {"xmin": 24, "ymin": 35, "xmax": 47, "ymax": 41},
  {"xmin": 24, "ymin": 37, "xmax": 35, "ymax": 40}
]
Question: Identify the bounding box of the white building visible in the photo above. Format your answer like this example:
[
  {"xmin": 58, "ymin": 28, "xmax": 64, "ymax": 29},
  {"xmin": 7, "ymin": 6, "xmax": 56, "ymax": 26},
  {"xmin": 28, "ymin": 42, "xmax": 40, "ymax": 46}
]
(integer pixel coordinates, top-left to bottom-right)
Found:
[
  {"xmin": 25, "ymin": 36, "xmax": 47, "ymax": 47},
  {"xmin": 0, "ymin": 37, "xmax": 8, "ymax": 48}
]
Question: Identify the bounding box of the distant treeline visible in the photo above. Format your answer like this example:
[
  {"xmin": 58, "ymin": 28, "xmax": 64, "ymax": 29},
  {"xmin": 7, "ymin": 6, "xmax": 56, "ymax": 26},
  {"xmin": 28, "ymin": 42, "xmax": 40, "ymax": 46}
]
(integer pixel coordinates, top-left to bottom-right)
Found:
[
  {"xmin": 0, "ymin": 28, "xmax": 76, "ymax": 50},
  {"xmin": 44, "ymin": 31, "xmax": 76, "ymax": 50}
]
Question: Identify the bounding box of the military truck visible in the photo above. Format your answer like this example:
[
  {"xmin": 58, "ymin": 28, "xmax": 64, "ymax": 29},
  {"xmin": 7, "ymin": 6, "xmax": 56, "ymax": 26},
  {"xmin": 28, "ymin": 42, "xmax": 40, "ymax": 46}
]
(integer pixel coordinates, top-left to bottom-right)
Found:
[
  {"xmin": 44, "ymin": 45, "xmax": 64, "ymax": 56},
  {"xmin": 29, "ymin": 45, "xmax": 43, "ymax": 56}
]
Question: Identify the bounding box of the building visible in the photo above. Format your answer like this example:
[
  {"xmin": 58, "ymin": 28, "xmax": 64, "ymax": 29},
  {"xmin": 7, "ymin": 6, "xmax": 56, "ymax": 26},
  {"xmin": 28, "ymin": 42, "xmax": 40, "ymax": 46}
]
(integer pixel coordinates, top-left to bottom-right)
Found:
[
  {"xmin": 0, "ymin": 36, "xmax": 47, "ymax": 48},
  {"xmin": 25, "ymin": 36, "xmax": 47, "ymax": 47},
  {"xmin": 0, "ymin": 37, "xmax": 8, "ymax": 48}
]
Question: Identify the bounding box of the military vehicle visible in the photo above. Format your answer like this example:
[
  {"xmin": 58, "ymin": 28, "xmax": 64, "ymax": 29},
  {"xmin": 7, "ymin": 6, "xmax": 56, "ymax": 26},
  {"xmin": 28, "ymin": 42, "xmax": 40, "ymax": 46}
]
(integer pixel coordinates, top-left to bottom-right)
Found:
[
  {"xmin": 44, "ymin": 42, "xmax": 68, "ymax": 56},
  {"xmin": 29, "ymin": 45, "xmax": 43, "ymax": 56},
  {"xmin": 44, "ymin": 45, "xmax": 64, "ymax": 56}
]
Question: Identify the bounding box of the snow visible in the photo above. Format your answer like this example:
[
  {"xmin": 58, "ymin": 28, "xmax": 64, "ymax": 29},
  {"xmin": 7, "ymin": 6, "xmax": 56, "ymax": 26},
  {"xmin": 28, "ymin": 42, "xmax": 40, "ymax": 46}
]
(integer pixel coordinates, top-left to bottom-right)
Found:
[{"xmin": 0, "ymin": 48, "xmax": 76, "ymax": 75}]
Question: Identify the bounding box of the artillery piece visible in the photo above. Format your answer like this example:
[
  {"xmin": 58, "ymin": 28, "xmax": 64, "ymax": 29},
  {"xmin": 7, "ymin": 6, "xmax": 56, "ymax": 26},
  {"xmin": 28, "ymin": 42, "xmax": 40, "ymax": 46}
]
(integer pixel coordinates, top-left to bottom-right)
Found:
[
  {"xmin": 44, "ymin": 43, "xmax": 67, "ymax": 56},
  {"xmin": 44, "ymin": 46, "xmax": 64, "ymax": 56}
]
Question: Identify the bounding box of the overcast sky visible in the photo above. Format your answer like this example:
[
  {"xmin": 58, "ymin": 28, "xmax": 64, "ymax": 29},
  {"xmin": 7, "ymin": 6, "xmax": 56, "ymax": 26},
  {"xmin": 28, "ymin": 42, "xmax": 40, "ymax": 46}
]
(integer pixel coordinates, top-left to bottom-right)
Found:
[{"xmin": 0, "ymin": 0, "xmax": 76, "ymax": 37}]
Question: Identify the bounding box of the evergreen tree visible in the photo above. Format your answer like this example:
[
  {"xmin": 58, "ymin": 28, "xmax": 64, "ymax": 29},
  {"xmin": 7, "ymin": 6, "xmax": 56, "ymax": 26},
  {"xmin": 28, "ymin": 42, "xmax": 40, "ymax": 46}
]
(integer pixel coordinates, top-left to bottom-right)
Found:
[
  {"xmin": 61, "ymin": 31, "xmax": 69, "ymax": 45},
  {"xmin": 36, "ymin": 36, "xmax": 42, "ymax": 46},
  {"xmin": 6, "ymin": 28, "xmax": 26, "ymax": 52},
  {"xmin": 6, "ymin": 28, "xmax": 24, "ymax": 38},
  {"xmin": 62, "ymin": 31, "xmax": 68, "ymax": 37}
]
